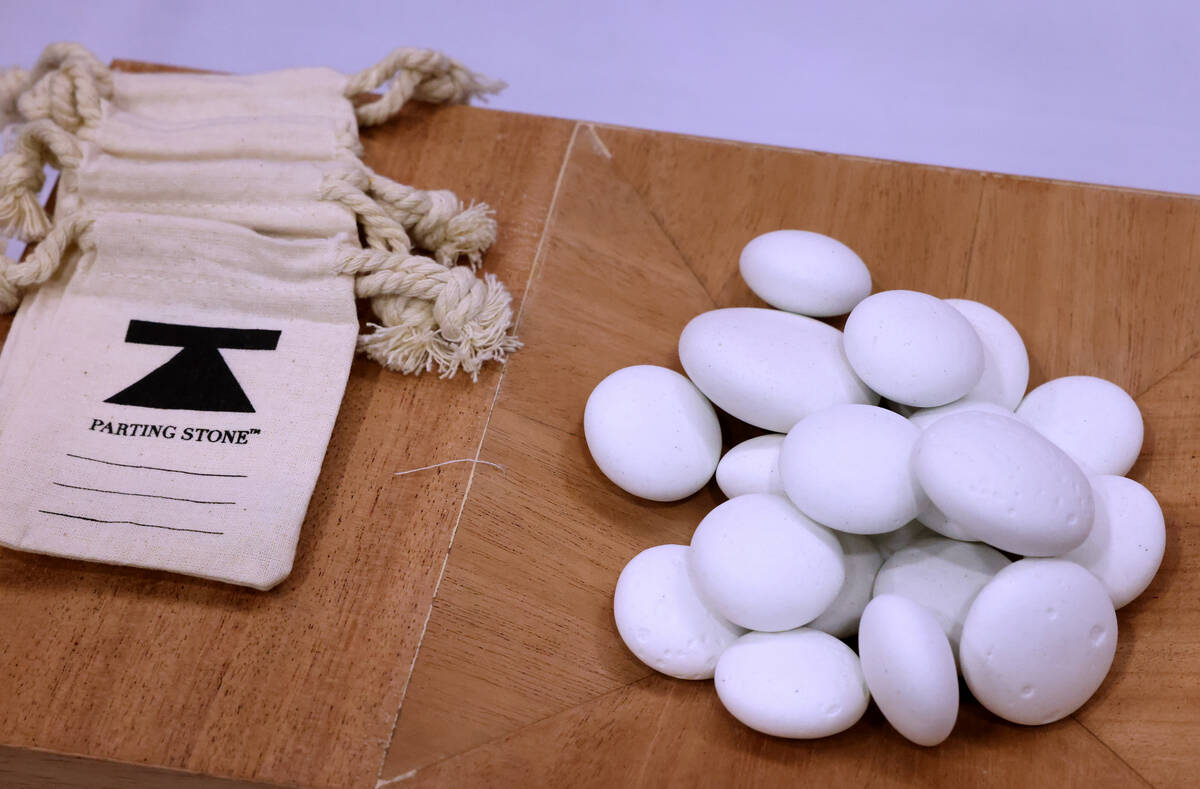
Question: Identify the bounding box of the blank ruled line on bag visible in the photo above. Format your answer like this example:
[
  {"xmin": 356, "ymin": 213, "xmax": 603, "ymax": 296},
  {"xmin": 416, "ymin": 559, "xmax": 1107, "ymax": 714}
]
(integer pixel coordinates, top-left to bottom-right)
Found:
[
  {"xmin": 51, "ymin": 481, "xmax": 237, "ymax": 506},
  {"xmin": 37, "ymin": 510, "xmax": 225, "ymax": 536},
  {"xmin": 65, "ymin": 452, "xmax": 248, "ymax": 478}
]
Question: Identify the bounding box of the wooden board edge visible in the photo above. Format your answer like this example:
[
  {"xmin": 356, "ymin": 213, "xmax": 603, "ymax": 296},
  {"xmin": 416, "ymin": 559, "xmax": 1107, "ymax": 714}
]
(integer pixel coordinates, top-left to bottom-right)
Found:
[{"xmin": 0, "ymin": 744, "xmax": 286, "ymax": 789}]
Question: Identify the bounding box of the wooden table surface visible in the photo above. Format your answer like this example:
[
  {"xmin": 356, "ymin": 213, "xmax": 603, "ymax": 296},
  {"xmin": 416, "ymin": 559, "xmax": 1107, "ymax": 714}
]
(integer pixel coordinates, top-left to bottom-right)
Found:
[{"xmin": 1, "ymin": 61, "xmax": 1198, "ymax": 789}]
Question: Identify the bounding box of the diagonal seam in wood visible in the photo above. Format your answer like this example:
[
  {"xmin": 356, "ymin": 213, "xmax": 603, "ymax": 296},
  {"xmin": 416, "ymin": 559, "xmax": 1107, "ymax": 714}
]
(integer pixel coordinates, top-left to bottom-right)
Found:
[{"xmin": 374, "ymin": 122, "xmax": 584, "ymax": 786}]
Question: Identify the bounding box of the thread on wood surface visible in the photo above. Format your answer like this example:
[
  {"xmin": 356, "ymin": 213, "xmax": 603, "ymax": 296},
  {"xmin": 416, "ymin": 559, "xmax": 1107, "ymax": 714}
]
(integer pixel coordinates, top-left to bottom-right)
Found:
[{"xmin": 394, "ymin": 458, "xmax": 505, "ymax": 476}]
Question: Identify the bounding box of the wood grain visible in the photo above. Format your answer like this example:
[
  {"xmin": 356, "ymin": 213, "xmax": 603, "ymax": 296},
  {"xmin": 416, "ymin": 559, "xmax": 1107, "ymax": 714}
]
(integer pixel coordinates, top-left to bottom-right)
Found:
[
  {"xmin": 404, "ymin": 675, "xmax": 1149, "ymax": 789},
  {"xmin": 1074, "ymin": 351, "xmax": 1200, "ymax": 788},
  {"xmin": 384, "ymin": 127, "xmax": 724, "ymax": 775},
  {"xmin": 593, "ymin": 126, "xmax": 987, "ymax": 306},
  {"xmin": 0, "ymin": 744, "xmax": 276, "ymax": 789},
  {"xmin": 3, "ymin": 60, "xmax": 1198, "ymax": 789}
]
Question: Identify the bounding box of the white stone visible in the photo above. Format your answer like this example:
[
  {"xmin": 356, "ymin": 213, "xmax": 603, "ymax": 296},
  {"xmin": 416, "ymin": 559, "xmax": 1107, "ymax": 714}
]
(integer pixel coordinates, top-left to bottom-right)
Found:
[
  {"xmin": 808, "ymin": 532, "xmax": 883, "ymax": 638},
  {"xmin": 678, "ymin": 308, "xmax": 877, "ymax": 433},
  {"xmin": 584, "ymin": 365, "xmax": 721, "ymax": 501},
  {"xmin": 715, "ymin": 434, "xmax": 785, "ymax": 498},
  {"xmin": 945, "ymin": 298, "xmax": 1029, "ymax": 409},
  {"xmin": 1016, "ymin": 375, "xmax": 1144, "ymax": 476},
  {"xmin": 872, "ymin": 536, "xmax": 1011, "ymax": 653},
  {"xmin": 780, "ymin": 404, "xmax": 926, "ymax": 534},
  {"xmin": 913, "ymin": 411, "xmax": 1093, "ymax": 555},
  {"xmin": 859, "ymin": 594, "xmax": 958, "ymax": 746},
  {"xmin": 960, "ymin": 559, "xmax": 1118, "ymax": 725},
  {"xmin": 613, "ymin": 544, "xmax": 745, "ymax": 679},
  {"xmin": 843, "ymin": 290, "xmax": 984, "ymax": 407},
  {"xmin": 738, "ymin": 230, "xmax": 872, "ymax": 317},
  {"xmin": 1061, "ymin": 475, "xmax": 1166, "ymax": 609},
  {"xmin": 689, "ymin": 494, "xmax": 844, "ymax": 631},
  {"xmin": 714, "ymin": 629, "xmax": 869, "ymax": 738}
]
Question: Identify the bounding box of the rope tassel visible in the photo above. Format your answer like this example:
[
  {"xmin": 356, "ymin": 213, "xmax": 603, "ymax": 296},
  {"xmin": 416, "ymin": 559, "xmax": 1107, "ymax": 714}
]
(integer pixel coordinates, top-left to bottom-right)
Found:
[
  {"xmin": 337, "ymin": 247, "xmax": 520, "ymax": 379},
  {"xmin": 366, "ymin": 173, "xmax": 497, "ymax": 267}
]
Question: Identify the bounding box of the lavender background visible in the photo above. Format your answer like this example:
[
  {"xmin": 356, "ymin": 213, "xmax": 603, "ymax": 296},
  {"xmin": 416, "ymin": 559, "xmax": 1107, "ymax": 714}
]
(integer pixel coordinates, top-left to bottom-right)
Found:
[{"xmin": 3, "ymin": 0, "xmax": 1197, "ymax": 194}]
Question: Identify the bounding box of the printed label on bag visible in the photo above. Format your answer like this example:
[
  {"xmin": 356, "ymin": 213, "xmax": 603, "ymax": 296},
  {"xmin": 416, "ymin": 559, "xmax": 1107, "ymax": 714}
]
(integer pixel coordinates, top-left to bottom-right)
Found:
[
  {"xmin": 105, "ymin": 320, "xmax": 281, "ymax": 412},
  {"xmin": 0, "ymin": 314, "xmax": 282, "ymax": 544},
  {"xmin": 0, "ymin": 303, "xmax": 354, "ymax": 587},
  {"xmin": 0, "ymin": 212, "xmax": 358, "ymax": 589}
]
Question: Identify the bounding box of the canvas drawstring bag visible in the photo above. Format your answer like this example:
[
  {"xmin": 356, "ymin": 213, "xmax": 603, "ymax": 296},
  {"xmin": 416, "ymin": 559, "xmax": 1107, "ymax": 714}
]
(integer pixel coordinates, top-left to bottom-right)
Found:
[
  {"xmin": 0, "ymin": 44, "xmax": 520, "ymax": 588},
  {"xmin": 0, "ymin": 43, "xmax": 518, "ymax": 376}
]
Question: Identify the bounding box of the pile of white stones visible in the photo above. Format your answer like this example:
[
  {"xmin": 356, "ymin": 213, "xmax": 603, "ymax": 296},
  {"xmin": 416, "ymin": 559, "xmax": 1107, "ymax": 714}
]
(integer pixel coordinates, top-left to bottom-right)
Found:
[{"xmin": 585, "ymin": 230, "xmax": 1164, "ymax": 745}]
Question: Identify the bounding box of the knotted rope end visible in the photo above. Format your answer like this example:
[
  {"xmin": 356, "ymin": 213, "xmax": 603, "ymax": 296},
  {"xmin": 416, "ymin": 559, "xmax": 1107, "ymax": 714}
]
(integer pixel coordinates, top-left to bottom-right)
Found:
[
  {"xmin": 0, "ymin": 189, "xmax": 51, "ymax": 242},
  {"xmin": 358, "ymin": 322, "xmax": 521, "ymax": 382},
  {"xmin": 435, "ymin": 202, "xmax": 497, "ymax": 268},
  {"xmin": 358, "ymin": 270, "xmax": 521, "ymax": 381}
]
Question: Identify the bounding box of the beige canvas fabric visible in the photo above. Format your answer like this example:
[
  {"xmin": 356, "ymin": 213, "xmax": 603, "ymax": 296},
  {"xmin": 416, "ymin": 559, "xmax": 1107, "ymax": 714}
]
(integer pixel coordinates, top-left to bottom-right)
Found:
[
  {"xmin": 58, "ymin": 153, "xmax": 360, "ymax": 238},
  {"xmin": 108, "ymin": 68, "xmax": 355, "ymax": 125},
  {"xmin": 0, "ymin": 212, "xmax": 357, "ymax": 589},
  {"xmin": 0, "ymin": 43, "xmax": 521, "ymax": 587},
  {"xmin": 58, "ymin": 63, "xmax": 361, "ymax": 238}
]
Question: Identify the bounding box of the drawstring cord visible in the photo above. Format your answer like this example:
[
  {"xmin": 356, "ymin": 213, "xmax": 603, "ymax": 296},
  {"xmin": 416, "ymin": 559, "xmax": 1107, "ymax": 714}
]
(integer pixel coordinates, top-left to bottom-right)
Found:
[
  {"xmin": 0, "ymin": 119, "xmax": 82, "ymax": 241},
  {"xmin": 343, "ymin": 48, "xmax": 504, "ymax": 127},
  {"xmin": 0, "ymin": 212, "xmax": 92, "ymax": 312}
]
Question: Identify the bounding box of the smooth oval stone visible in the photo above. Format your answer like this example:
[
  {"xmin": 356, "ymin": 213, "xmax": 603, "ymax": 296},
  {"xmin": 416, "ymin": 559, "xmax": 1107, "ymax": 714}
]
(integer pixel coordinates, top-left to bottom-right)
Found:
[
  {"xmin": 946, "ymin": 299, "xmax": 1029, "ymax": 409},
  {"xmin": 781, "ymin": 404, "xmax": 926, "ymax": 534},
  {"xmin": 715, "ymin": 629, "xmax": 869, "ymax": 738},
  {"xmin": 1061, "ymin": 475, "xmax": 1166, "ymax": 609},
  {"xmin": 960, "ymin": 559, "xmax": 1117, "ymax": 725},
  {"xmin": 738, "ymin": 230, "xmax": 872, "ymax": 317},
  {"xmin": 613, "ymin": 544, "xmax": 745, "ymax": 679},
  {"xmin": 584, "ymin": 365, "xmax": 721, "ymax": 501},
  {"xmin": 679, "ymin": 308, "xmax": 877, "ymax": 433},
  {"xmin": 859, "ymin": 594, "xmax": 958, "ymax": 746},
  {"xmin": 809, "ymin": 532, "xmax": 883, "ymax": 638},
  {"xmin": 913, "ymin": 411, "xmax": 1094, "ymax": 555},
  {"xmin": 843, "ymin": 290, "xmax": 984, "ymax": 408},
  {"xmin": 1016, "ymin": 375, "xmax": 1144, "ymax": 476},
  {"xmin": 873, "ymin": 537, "xmax": 1011, "ymax": 653},
  {"xmin": 690, "ymin": 494, "xmax": 844, "ymax": 631},
  {"xmin": 715, "ymin": 434, "xmax": 785, "ymax": 498},
  {"xmin": 909, "ymin": 403, "xmax": 1015, "ymax": 544}
]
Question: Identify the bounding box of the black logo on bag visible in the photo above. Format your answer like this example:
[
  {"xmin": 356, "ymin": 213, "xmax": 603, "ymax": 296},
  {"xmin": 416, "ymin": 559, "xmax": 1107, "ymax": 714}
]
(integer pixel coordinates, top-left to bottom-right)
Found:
[{"xmin": 105, "ymin": 320, "xmax": 281, "ymax": 413}]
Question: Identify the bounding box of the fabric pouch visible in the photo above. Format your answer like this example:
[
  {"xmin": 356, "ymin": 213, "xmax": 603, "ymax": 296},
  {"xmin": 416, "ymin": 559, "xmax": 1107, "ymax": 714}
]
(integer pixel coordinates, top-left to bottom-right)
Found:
[
  {"xmin": 55, "ymin": 62, "xmax": 364, "ymax": 238},
  {"xmin": 0, "ymin": 45, "xmax": 522, "ymax": 588},
  {"xmin": 0, "ymin": 212, "xmax": 357, "ymax": 589},
  {"xmin": 2, "ymin": 45, "xmax": 519, "ymax": 378}
]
